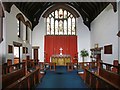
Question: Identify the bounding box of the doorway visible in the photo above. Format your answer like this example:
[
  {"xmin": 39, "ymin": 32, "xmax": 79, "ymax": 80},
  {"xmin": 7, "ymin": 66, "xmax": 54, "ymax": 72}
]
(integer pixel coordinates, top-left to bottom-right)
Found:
[
  {"xmin": 14, "ymin": 46, "xmax": 20, "ymax": 64},
  {"xmin": 32, "ymin": 46, "xmax": 39, "ymax": 63}
]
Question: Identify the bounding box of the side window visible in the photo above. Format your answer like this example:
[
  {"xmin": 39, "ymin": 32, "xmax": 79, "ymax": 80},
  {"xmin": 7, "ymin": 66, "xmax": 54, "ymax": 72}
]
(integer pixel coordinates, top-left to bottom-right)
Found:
[
  {"xmin": 26, "ymin": 25, "xmax": 28, "ymax": 41},
  {"xmin": 17, "ymin": 19, "xmax": 20, "ymax": 37},
  {"xmin": 16, "ymin": 13, "xmax": 25, "ymax": 39},
  {"xmin": 25, "ymin": 21, "xmax": 32, "ymax": 43},
  {"xmin": 16, "ymin": 14, "xmax": 32, "ymax": 43}
]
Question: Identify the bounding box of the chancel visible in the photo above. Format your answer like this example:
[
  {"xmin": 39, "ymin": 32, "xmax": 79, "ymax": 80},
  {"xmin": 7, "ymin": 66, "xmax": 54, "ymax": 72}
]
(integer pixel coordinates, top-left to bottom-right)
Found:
[{"xmin": 1, "ymin": 1, "xmax": 120, "ymax": 89}]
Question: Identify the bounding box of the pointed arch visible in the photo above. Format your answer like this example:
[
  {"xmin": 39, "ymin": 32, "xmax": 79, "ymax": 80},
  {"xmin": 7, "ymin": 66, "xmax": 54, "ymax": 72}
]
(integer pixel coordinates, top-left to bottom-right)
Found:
[{"xmin": 43, "ymin": 4, "xmax": 80, "ymax": 18}]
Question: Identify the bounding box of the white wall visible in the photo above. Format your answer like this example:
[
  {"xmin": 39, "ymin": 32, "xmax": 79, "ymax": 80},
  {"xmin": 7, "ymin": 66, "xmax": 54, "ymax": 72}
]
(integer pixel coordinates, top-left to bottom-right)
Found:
[
  {"xmin": 32, "ymin": 12, "xmax": 91, "ymax": 62},
  {"xmin": 32, "ymin": 17, "xmax": 46, "ymax": 62},
  {"xmin": 76, "ymin": 17, "xmax": 91, "ymax": 62},
  {"xmin": 118, "ymin": 1, "xmax": 120, "ymax": 63},
  {"xmin": 0, "ymin": 17, "xmax": 6, "ymax": 64},
  {"xmin": 91, "ymin": 4, "xmax": 118, "ymax": 64},
  {"xmin": 2, "ymin": 5, "xmax": 32, "ymax": 63}
]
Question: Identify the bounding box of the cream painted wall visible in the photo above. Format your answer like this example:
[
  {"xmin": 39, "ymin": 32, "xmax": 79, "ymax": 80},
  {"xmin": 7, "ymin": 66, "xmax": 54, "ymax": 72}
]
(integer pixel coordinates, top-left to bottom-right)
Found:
[
  {"xmin": 1, "ymin": 5, "xmax": 32, "ymax": 63},
  {"xmin": 91, "ymin": 4, "xmax": 118, "ymax": 64}
]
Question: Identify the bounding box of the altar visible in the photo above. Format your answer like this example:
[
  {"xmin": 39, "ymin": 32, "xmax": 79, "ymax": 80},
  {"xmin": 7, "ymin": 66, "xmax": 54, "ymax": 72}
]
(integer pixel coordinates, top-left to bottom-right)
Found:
[{"xmin": 51, "ymin": 54, "xmax": 71, "ymax": 66}]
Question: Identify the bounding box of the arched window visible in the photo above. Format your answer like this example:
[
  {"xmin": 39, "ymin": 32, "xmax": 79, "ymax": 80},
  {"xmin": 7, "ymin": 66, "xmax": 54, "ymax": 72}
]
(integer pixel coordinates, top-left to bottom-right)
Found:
[
  {"xmin": 16, "ymin": 13, "xmax": 25, "ymax": 38},
  {"xmin": 46, "ymin": 8, "xmax": 76, "ymax": 35},
  {"xmin": 25, "ymin": 21, "xmax": 32, "ymax": 43}
]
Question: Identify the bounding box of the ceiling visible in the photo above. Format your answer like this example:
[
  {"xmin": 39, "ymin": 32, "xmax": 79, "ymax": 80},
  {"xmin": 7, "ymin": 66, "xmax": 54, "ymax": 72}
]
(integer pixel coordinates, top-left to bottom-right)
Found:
[{"xmin": 2, "ymin": 2, "xmax": 117, "ymax": 30}]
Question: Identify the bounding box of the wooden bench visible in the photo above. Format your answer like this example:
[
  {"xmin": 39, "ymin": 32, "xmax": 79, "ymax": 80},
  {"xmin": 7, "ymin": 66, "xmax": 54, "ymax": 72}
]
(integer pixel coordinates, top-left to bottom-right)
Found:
[
  {"xmin": 99, "ymin": 67, "xmax": 120, "ymax": 88},
  {"xmin": 78, "ymin": 61, "xmax": 98, "ymax": 79},
  {"xmin": 4, "ymin": 68, "xmax": 40, "ymax": 90},
  {"xmin": 100, "ymin": 62, "xmax": 120, "ymax": 74},
  {"xmin": 2, "ymin": 62, "xmax": 26, "ymax": 89},
  {"xmin": 84, "ymin": 68, "xmax": 120, "ymax": 89}
]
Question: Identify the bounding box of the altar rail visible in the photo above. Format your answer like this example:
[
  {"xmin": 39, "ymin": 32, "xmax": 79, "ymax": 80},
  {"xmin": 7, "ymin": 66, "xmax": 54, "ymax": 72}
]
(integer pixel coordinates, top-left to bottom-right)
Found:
[
  {"xmin": 3, "ymin": 68, "xmax": 40, "ymax": 90},
  {"xmin": 84, "ymin": 69, "xmax": 120, "ymax": 89},
  {"xmin": 100, "ymin": 62, "xmax": 120, "ymax": 74}
]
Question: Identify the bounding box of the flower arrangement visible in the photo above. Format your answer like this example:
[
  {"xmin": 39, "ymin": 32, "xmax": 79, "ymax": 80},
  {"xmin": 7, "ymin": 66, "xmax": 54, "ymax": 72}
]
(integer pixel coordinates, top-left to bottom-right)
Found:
[{"xmin": 80, "ymin": 49, "xmax": 89, "ymax": 62}]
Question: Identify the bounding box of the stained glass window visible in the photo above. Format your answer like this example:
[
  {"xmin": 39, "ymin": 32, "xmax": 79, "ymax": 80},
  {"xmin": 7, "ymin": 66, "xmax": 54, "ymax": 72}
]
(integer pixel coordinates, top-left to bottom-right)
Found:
[
  {"xmin": 46, "ymin": 8, "xmax": 76, "ymax": 35},
  {"xmin": 47, "ymin": 17, "xmax": 50, "ymax": 35},
  {"xmin": 64, "ymin": 20, "xmax": 67, "ymax": 35},
  {"xmin": 55, "ymin": 20, "xmax": 58, "ymax": 35},
  {"xmin": 51, "ymin": 17, "xmax": 54, "ymax": 35}
]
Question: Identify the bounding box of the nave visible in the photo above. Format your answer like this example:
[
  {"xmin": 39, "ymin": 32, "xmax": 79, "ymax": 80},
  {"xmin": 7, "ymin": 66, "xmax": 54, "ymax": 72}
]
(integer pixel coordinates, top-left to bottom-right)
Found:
[{"xmin": 2, "ymin": 59, "xmax": 120, "ymax": 90}]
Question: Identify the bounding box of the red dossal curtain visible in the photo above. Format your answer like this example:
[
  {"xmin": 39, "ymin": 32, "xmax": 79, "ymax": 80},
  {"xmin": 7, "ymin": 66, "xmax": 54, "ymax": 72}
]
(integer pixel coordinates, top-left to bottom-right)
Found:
[{"xmin": 44, "ymin": 35, "xmax": 78, "ymax": 63}]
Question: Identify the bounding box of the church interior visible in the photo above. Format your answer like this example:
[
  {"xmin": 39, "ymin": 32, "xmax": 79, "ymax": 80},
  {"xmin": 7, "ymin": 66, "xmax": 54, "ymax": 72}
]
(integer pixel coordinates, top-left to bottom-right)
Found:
[{"xmin": 0, "ymin": 1, "xmax": 120, "ymax": 89}]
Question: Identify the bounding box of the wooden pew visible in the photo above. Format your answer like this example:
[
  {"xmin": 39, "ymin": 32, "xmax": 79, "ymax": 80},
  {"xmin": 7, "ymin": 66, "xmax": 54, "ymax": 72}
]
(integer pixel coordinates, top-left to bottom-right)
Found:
[
  {"xmin": 2, "ymin": 62, "xmax": 25, "ymax": 75},
  {"xmin": 84, "ymin": 69, "xmax": 120, "ymax": 89},
  {"xmin": 22, "ymin": 59, "xmax": 37, "ymax": 69},
  {"xmin": 2, "ymin": 63, "xmax": 8, "ymax": 75},
  {"xmin": 2, "ymin": 62, "xmax": 26, "ymax": 89},
  {"xmin": 78, "ymin": 61, "xmax": 97, "ymax": 70},
  {"xmin": 78, "ymin": 61, "xmax": 98, "ymax": 79},
  {"xmin": 2, "ymin": 59, "xmax": 12, "ymax": 74},
  {"xmin": 4, "ymin": 67, "xmax": 40, "ymax": 90},
  {"xmin": 112, "ymin": 60, "xmax": 119, "ymax": 73},
  {"xmin": 99, "ymin": 67, "xmax": 120, "ymax": 88},
  {"xmin": 100, "ymin": 62, "xmax": 120, "ymax": 74}
]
